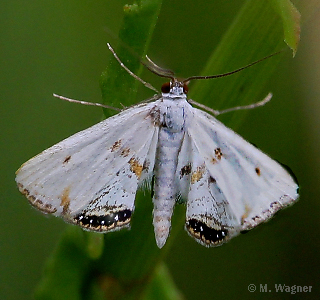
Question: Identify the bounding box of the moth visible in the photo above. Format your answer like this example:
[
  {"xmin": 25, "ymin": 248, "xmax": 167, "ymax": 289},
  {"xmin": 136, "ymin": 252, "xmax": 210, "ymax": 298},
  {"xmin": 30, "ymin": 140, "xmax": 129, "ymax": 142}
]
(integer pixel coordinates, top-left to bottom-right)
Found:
[{"xmin": 16, "ymin": 44, "xmax": 299, "ymax": 248}]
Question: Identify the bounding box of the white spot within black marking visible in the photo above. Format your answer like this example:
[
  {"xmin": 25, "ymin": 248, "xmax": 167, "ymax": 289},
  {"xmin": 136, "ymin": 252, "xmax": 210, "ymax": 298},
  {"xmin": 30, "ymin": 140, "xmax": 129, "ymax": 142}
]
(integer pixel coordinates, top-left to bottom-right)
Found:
[
  {"xmin": 186, "ymin": 219, "xmax": 228, "ymax": 245},
  {"xmin": 75, "ymin": 209, "xmax": 132, "ymax": 230}
]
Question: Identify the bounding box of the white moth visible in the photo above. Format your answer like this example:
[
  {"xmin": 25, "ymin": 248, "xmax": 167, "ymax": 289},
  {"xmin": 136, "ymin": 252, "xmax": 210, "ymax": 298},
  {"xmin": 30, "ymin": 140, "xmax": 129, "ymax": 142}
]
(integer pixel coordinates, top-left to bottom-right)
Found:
[{"xmin": 16, "ymin": 45, "xmax": 299, "ymax": 248}]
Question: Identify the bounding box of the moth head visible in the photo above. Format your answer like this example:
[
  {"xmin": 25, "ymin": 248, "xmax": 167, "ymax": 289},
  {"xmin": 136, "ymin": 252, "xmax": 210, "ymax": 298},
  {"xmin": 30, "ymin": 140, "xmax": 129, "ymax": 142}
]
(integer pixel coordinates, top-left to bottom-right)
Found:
[{"xmin": 161, "ymin": 80, "xmax": 189, "ymax": 96}]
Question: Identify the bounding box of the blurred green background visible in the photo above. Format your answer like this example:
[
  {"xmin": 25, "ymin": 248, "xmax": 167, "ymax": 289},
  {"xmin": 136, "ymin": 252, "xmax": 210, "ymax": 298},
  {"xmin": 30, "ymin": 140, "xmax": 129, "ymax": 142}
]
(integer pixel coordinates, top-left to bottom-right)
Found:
[{"xmin": 1, "ymin": 0, "xmax": 320, "ymax": 299}]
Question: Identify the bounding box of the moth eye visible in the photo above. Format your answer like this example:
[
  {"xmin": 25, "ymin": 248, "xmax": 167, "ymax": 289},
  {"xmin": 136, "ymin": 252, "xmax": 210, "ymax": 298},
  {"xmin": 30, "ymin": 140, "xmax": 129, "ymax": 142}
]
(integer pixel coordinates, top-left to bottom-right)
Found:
[
  {"xmin": 161, "ymin": 82, "xmax": 171, "ymax": 93},
  {"xmin": 183, "ymin": 83, "xmax": 189, "ymax": 94}
]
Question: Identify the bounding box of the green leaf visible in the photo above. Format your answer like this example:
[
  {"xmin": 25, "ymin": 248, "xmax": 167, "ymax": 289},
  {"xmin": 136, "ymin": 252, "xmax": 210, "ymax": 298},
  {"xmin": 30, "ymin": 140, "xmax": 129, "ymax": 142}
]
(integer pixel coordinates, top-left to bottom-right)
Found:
[
  {"xmin": 270, "ymin": 0, "xmax": 301, "ymax": 56},
  {"xmin": 100, "ymin": 0, "xmax": 163, "ymax": 117},
  {"xmin": 35, "ymin": 227, "xmax": 92, "ymax": 300},
  {"xmin": 141, "ymin": 263, "xmax": 184, "ymax": 300},
  {"xmin": 190, "ymin": 0, "xmax": 296, "ymax": 129}
]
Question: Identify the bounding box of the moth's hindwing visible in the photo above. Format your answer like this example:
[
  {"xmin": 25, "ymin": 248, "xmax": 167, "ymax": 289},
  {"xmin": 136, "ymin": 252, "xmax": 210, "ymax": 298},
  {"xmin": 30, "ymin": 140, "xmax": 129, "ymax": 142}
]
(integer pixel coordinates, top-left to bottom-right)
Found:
[
  {"xmin": 16, "ymin": 102, "xmax": 159, "ymax": 232},
  {"xmin": 182, "ymin": 108, "xmax": 299, "ymax": 247}
]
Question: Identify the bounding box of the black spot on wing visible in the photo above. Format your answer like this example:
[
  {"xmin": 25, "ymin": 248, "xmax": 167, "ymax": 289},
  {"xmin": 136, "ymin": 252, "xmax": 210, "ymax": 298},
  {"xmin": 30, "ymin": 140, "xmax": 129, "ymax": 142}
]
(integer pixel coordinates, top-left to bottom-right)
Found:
[
  {"xmin": 255, "ymin": 167, "xmax": 261, "ymax": 176},
  {"xmin": 74, "ymin": 209, "xmax": 132, "ymax": 232},
  {"xmin": 186, "ymin": 218, "xmax": 228, "ymax": 246},
  {"xmin": 214, "ymin": 147, "xmax": 223, "ymax": 160},
  {"xmin": 208, "ymin": 176, "xmax": 216, "ymax": 183},
  {"xmin": 180, "ymin": 163, "xmax": 192, "ymax": 178},
  {"xmin": 63, "ymin": 155, "xmax": 71, "ymax": 164}
]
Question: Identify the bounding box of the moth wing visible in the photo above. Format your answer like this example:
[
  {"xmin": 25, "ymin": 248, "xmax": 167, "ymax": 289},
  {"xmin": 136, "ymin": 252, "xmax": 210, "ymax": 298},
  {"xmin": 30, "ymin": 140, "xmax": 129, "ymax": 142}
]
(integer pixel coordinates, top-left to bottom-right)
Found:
[
  {"xmin": 16, "ymin": 102, "xmax": 159, "ymax": 232},
  {"xmin": 176, "ymin": 131, "xmax": 239, "ymax": 247},
  {"xmin": 180, "ymin": 107, "xmax": 299, "ymax": 246}
]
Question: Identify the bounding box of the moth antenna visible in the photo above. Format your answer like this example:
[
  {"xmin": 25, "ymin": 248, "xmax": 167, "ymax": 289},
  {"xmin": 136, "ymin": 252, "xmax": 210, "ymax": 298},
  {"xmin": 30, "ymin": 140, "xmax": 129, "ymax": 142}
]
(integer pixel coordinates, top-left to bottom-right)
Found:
[
  {"xmin": 183, "ymin": 51, "xmax": 282, "ymax": 83},
  {"xmin": 53, "ymin": 94, "xmax": 121, "ymax": 111},
  {"xmin": 189, "ymin": 93, "xmax": 272, "ymax": 116},
  {"xmin": 142, "ymin": 55, "xmax": 175, "ymax": 80},
  {"xmin": 107, "ymin": 43, "xmax": 159, "ymax": 93}
]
